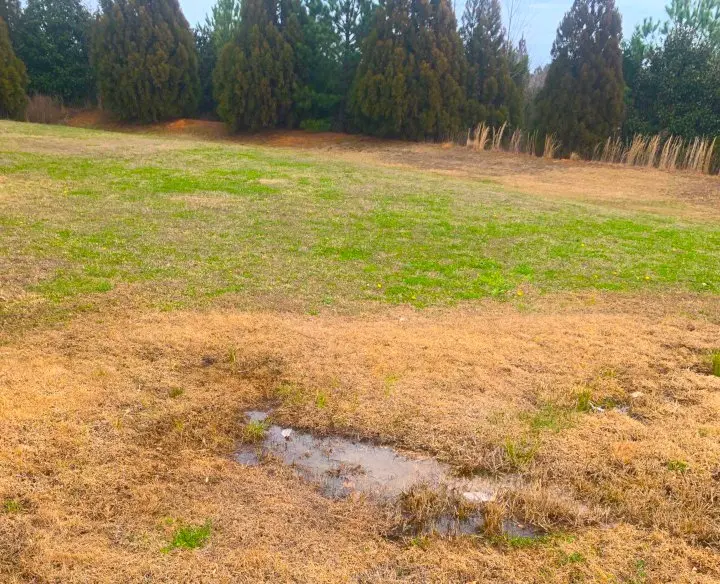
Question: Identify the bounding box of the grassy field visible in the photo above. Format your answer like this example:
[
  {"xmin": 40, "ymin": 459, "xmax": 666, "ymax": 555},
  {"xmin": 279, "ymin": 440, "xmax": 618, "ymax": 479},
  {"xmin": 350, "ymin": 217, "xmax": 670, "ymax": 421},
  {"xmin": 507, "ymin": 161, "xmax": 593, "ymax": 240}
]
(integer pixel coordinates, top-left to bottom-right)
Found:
[{"xmin": 1, "ymin": 120, "xmax": 720, "ymax": 582}]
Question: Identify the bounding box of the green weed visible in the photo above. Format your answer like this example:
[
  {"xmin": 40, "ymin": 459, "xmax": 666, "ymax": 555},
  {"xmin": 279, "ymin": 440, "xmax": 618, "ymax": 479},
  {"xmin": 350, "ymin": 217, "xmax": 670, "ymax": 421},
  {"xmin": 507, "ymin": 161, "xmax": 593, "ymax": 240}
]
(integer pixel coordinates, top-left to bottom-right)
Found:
[
  {"xmin": 559, "ymin": 551, "xmax": 586, "ymax": 565},
  {"xmin": 490, "ymin": 533, "xmax": 552, "ymax": 549},
  {"xmin": 630, "ymin": 559, "xmax": 648, "ymax": 584},
  {"xmin": 575, "ymin": 389, "xmax": 592, "ymax": 413}
]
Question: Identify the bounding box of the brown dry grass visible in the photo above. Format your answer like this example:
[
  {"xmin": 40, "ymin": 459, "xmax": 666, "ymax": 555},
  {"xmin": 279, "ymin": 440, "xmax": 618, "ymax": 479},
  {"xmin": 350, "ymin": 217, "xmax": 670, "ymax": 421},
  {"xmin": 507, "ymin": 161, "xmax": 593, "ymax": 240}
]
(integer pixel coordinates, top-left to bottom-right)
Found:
[{"xmin": 2, "ymin": 294, "xmax": 720, "ymax": 582}]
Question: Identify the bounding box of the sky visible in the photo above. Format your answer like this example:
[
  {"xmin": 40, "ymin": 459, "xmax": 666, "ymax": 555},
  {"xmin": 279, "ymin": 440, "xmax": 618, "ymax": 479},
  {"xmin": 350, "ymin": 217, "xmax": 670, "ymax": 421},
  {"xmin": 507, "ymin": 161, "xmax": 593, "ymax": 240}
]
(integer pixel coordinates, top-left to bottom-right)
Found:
[{"xmin": 150, "ymin": 0, "xmax": 668, "ymax": 69}]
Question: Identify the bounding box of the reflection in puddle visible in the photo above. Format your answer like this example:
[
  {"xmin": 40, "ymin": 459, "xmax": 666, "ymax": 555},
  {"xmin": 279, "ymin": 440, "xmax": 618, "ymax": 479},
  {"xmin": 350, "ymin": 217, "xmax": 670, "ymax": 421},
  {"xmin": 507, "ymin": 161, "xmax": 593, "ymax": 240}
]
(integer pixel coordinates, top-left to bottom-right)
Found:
[{"xmin": 237, "ymin": 411, "xmax": 540, "ymax": 537}]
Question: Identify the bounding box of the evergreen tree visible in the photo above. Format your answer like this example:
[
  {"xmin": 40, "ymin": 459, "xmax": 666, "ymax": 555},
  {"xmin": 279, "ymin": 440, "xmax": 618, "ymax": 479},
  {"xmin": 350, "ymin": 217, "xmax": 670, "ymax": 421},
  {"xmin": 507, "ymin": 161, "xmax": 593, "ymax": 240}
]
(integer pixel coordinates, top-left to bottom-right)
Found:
[
  {"xmin": 350, "ymin": 0, "xmax": 465, "ymax": 140},
  {"xmin": 92, "ymin": 0, "xmax": 200, "ymax": 122},
  {"xmin": 461, "ymin": 0, "xmax": 521, "ymax": 126},
  {"xmin": 16, "ymin": 0, "xmax": 94, "ymax": 105},
  {"xmin": 206, "ymin": 0, "xmax": 240, "ymax": 50},
  {"xmin": 213, "ymin": 0, "xmax": 297, "ymax": 130},
  {"xmin": 292, "ymin": 0, "xmax": 344, "ymax": 127},
  {"xmin": 664, "ymin": 0, "xmax": 720, "ymax": 45},
  {"xmin": 0, "ymin": 0, "xmax": 21, "ymax": 43},
  {"xmin": 194, "ymin": 24, "xmax": 217, "ymax": 114},
  {"xmin": 328, "ymin": 0, "xmax": 374, "ymax": 127},
  {"xmin": 0, "ymin": 15, "xmax": 27, "ymax": 118},
  {"xmin": 624, "ymin": 0, "xmax": 720, "ymax": 139},
  {"xmin": 625, "ymin": 27, "xmax": 719, "ymax": 139},
  {"xmin": 534, "ymin": 0, "xmax": 625, "ymax": 155}
]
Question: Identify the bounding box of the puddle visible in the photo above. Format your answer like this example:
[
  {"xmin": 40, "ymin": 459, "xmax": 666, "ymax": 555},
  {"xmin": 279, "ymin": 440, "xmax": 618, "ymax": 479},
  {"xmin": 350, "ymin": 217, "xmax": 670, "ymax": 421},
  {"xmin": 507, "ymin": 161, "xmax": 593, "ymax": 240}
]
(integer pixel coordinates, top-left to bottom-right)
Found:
[{"xmin": 237, "ymin": 411, "xmax": 541, "ymax": 537}]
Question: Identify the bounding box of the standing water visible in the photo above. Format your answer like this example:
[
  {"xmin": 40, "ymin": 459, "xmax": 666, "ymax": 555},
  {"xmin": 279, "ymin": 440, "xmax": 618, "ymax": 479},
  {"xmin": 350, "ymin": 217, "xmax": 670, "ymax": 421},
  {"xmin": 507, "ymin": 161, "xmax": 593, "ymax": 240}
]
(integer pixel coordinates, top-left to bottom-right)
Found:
[{"xmin": 236, "ymin": 411, "xmax": 539, "ymax": 537}]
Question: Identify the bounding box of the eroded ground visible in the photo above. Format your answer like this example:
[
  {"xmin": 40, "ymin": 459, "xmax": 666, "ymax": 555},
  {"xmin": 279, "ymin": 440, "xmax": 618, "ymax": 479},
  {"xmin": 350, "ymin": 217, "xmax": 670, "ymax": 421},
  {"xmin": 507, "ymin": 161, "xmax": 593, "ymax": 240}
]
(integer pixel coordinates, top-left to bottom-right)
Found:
[{"xmin": 1, "ymin": 120, "xmax": 719, "ymax": 582}]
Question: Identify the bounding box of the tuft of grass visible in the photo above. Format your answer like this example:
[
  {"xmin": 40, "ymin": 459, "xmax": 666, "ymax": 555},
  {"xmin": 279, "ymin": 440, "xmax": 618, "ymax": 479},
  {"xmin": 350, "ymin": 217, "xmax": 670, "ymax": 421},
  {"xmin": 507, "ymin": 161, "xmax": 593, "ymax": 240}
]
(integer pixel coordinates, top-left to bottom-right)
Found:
[
  {"xmin": 527, "ymin": 404, "xmax": 573, "ymax": 432},
  {"xmin": 504, "ymin": 438, "xmax": 538, "ymax": 469},
  {"xmin": 227, "ymin": 347, "xmax": 238, "ymax": 367},
  {"xmin": 559, "ymin": 551, "xmax": 586, "ymax": 565},
  {"xmin": 711, "ymin": 352, "xmax": 720, "ymax": 377},
  {"xmin": 630, "ymin": 558, "xmax": 648, "ymax": 584},
  {"xmin": 168, "ymin": 387, "xmax": 184, "ymax": 399},
  {"xmin": 395, "ymin": 484, "xmax": 476, "ymax": 536},
  {"xmin": 666, "ymin": 460, "xmax": 689, "ymax": 473},
  {"xmin": 274, "ymin": 382, "xmax": 304, "ymax": 405},
  {"xmin": 315, "ymin": 390, "xmax": 328, "ymax": 409},
  {"xmin": 163, "ymin": 521, "xmax": 212, "ymax": 552},
  {"xmin": 3, "ymin": 498, "xmax": 23, "ymax": 514},
  {"xmin": 575, "ymin": 389, "xmax": 592, "ymax": 413},
  {"xmin": 490, "ymin": 533, "xmax": 553, "ymax": 549},
  {"xmin": 242, "ymin": 419, "xmax": 268, "ymax": 443}
]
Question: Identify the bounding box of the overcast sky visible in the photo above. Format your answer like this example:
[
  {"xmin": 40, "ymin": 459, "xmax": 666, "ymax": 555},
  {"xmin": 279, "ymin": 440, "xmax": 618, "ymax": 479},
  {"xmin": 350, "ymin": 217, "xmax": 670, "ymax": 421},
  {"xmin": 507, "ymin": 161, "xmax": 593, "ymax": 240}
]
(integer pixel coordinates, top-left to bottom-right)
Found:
[{"xmin": 176, "ymin": 0, "xmax": 668, "ymax": 69}]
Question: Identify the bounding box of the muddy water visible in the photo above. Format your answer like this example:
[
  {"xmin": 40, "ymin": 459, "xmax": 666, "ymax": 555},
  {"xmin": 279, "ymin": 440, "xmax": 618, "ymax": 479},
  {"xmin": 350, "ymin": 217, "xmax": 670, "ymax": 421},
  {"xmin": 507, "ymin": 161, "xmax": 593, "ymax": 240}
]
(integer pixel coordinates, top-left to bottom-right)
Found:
[{"xmin": 237, "ymin": 411, "xmax": 539, "ymax": 537}]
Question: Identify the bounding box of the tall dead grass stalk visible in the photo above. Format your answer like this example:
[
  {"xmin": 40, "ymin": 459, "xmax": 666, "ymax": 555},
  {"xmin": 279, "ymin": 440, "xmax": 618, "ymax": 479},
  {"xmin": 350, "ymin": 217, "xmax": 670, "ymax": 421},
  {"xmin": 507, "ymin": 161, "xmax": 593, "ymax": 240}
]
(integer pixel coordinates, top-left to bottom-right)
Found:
[
  {"xmin": 543, "ymin": 134, "xmax": 559, "ymax": 159},
  {"xmin": 509, "ymin": 129, "xmax": 523, "ymax": 154},
  {"xmin": 492, "ymin": 122, "xmax": 507, "ymax": 151},
  {"xmin": 468, "ymin": 123, "xmax": 491, "ymax": 151}
]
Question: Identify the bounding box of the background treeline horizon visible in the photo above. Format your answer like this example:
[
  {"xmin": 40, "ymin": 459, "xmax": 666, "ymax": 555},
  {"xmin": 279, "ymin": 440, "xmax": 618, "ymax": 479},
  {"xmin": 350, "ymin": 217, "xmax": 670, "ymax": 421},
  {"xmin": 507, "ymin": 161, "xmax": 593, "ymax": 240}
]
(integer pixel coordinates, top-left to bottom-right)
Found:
[{"xmin": 0, "ymin": 0, "xmax": 718, "ymax": 163}]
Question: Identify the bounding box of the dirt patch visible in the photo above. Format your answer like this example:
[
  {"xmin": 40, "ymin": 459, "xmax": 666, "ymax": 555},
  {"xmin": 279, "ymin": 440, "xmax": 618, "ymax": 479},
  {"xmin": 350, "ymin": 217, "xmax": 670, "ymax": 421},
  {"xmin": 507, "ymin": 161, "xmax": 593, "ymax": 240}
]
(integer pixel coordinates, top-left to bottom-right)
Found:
[{"xmin": 1, "ymin": 295, "xmax": 719, "ymax": 581}]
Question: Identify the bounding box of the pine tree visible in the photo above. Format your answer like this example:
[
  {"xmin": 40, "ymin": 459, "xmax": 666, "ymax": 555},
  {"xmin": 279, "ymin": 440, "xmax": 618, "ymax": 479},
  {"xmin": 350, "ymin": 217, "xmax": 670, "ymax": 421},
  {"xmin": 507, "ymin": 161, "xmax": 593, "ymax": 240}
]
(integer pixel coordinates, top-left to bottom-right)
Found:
[
  {"xmin": 194, "ymin": 24, "xmax": 217, "ymax": 114},
  {"xmin": 213, "ymin": 0, "xmax": 297, "ymax": 130},
  {"xmin": 0, "ymin": 0, "xmax": 21, "ymax": 43},
  {"xmin": 534, "ymin": 0, "xmax": 625, "ymax": 155},
  {"xmin": 0, "ymin": 15, "xmax": 27, "ymax": 118},
  {"xmin": 92, "ymin": 0, "xmax": 200, "ymax": 122},
  {"xmin": 328, "ymin": 0, "xmax": 374, "ymax": 127},
  {"xmin": 461, "ymin": 0, "xmax": 522, "ymax": 127},
  {"xmin": 292, "ymin": 0, "xmax": 344, "ymax": 127},
  {"xmin": 625, "ymin": 27, "xmax": 720, "ymax": 139},
  {"xmin": 206, "ymin": 0, "xmax": 240, "ymax": 50},
  {"xmin": 350, "ymin": 0, "xmax": 464, "ymax": 140},
  {"xmin": 16, "ymin": 0, "xmax": 94, "ymax": 105}
]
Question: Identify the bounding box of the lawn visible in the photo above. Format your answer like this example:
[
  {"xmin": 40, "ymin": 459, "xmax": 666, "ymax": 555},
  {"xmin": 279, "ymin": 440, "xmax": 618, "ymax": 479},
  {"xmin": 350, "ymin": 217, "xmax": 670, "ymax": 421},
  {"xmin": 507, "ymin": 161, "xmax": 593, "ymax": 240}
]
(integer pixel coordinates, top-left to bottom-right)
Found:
[
  {"xmin": 1, "ymin": 121, "xmax": 719, "ymax": 583},
  {"xmin": 1, "ymin": 121, "xmax": 718, "ymax": 325}
]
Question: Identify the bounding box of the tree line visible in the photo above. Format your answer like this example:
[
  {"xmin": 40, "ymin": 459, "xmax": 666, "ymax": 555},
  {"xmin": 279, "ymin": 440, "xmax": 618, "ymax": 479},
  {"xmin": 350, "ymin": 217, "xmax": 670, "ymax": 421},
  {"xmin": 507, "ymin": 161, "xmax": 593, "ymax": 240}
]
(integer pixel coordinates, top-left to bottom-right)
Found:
[{"xmin": 0, "ymin": 0, "xmax": 718, "ymax": 157}]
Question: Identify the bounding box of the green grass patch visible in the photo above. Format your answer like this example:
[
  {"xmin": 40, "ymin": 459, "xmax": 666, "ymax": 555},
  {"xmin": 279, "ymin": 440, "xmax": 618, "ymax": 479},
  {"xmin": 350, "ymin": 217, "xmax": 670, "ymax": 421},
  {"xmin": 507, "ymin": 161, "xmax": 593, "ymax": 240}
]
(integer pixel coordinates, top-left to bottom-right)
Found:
[
  {"xmin": 666, "ymin": 460, "xmax": 689, "ymax": 473},
  {"xmin": 2, "ymin": 498, "xmax": 23, "ymax": 514},
  {"xmin": 504, "ymin": 438, "xmax": 539, "ymax": 469},
  {"xmin": 559, "ymin": 551, "xmax": 586, "ymax": 565},
  {"xmin": 526, "ymin": 404, "xmax": 574, "ymax": 432},
  {"xmin": 163, "ymin": 521, "xmax": 212, "ymax": 552},
  {"xmin": 490, "ymin": 533, "xmax": 553, "ymax": 549},
  {"xmin": 2, "ymin": 123, "xmax": 720, "ymax": 323},
  {"xmin": 168, "ymin": 387, "xmax": 184, "ymax": 399}
]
